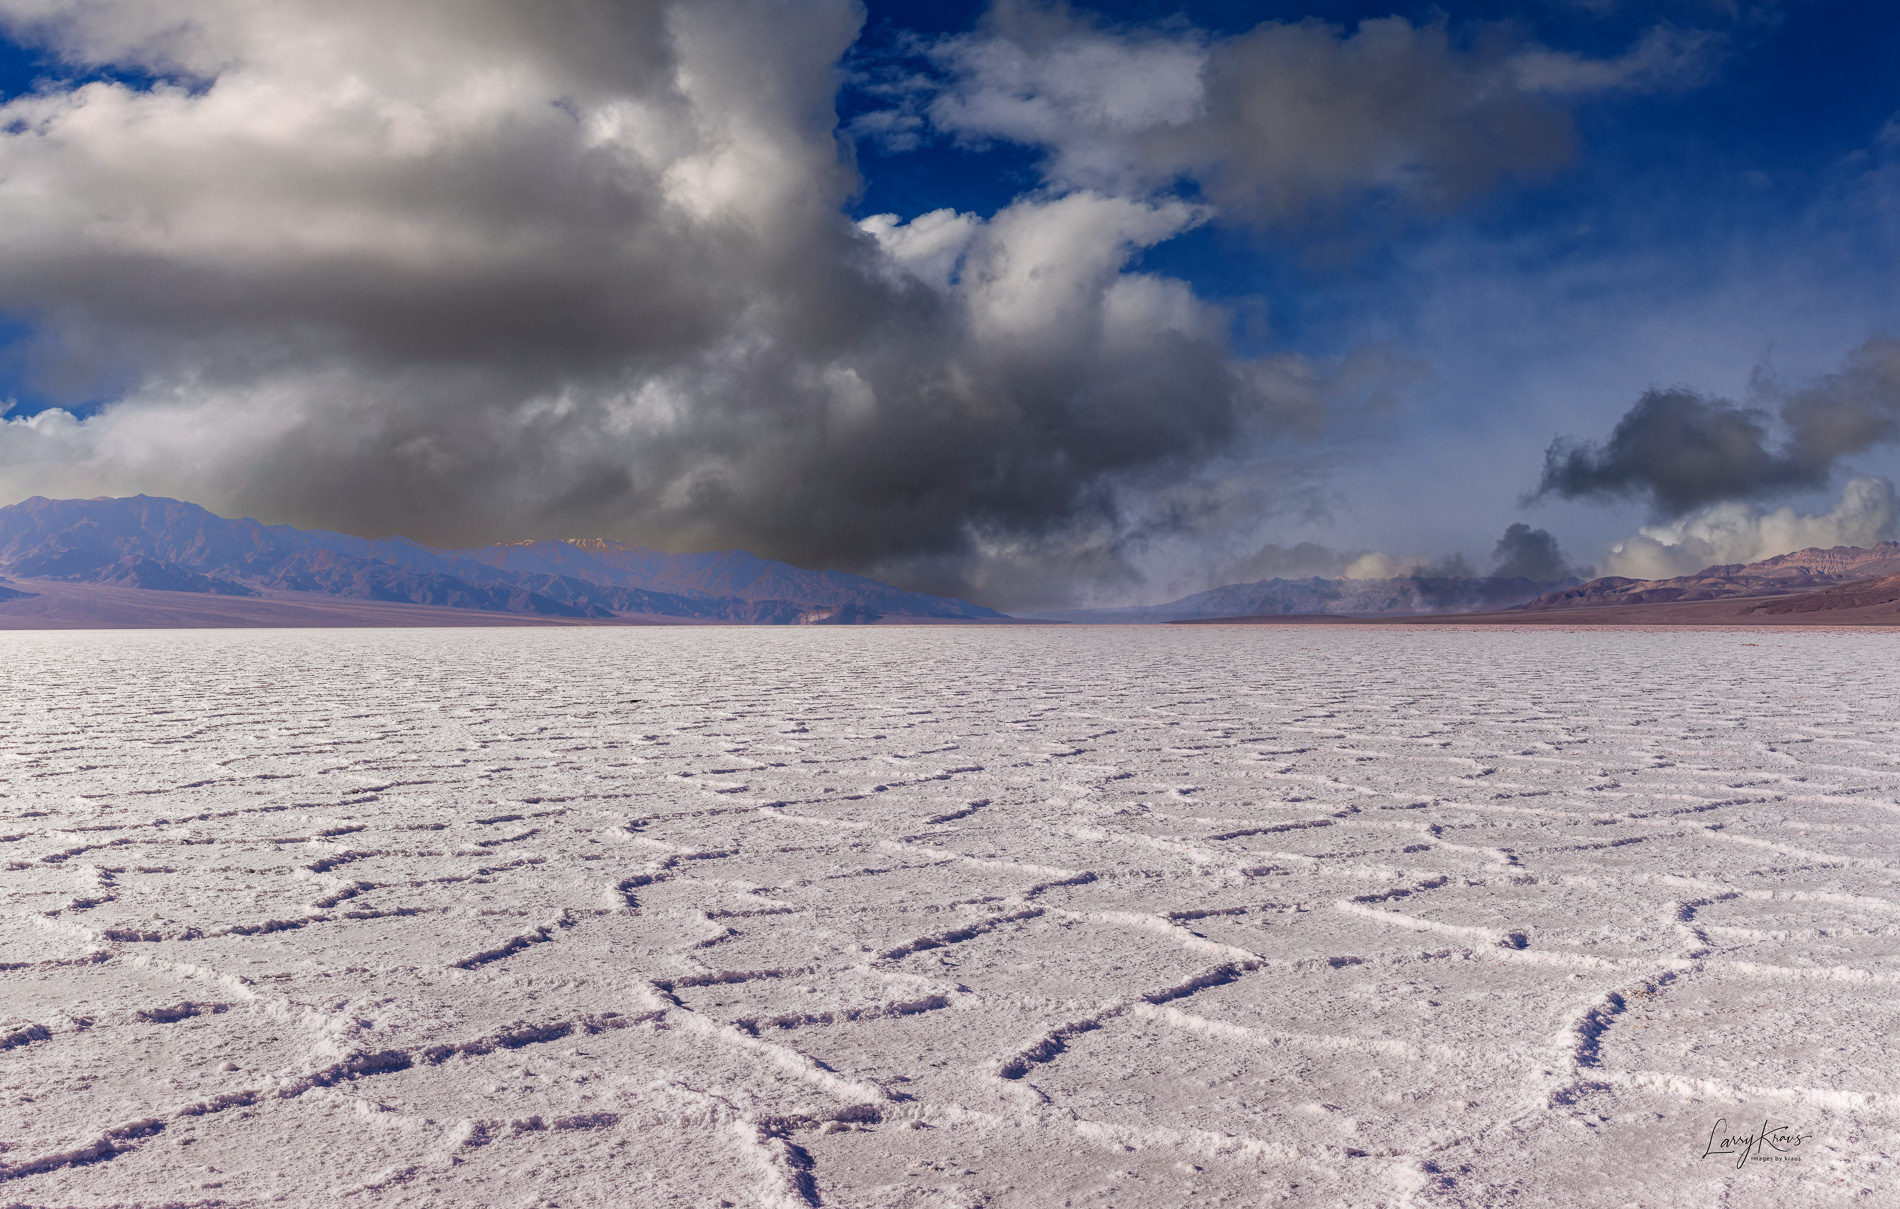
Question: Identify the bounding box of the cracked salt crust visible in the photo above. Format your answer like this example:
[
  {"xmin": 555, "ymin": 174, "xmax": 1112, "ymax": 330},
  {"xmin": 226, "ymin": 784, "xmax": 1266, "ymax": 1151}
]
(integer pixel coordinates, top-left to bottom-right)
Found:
[{"xmin": 1, "ymin": 626, "xmax": 1897, "ymax": 1205}]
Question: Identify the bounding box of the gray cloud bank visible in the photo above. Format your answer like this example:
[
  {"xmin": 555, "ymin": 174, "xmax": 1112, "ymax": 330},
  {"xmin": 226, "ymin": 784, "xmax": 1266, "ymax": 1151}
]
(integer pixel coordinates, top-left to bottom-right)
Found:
[
  {"xmin": 1537, "ymin": 338, "xmax": 1900, "ymax": 516},
  {"xmin": 0, "ymin": 0, "xmax": 1699, "ymax": 606}
]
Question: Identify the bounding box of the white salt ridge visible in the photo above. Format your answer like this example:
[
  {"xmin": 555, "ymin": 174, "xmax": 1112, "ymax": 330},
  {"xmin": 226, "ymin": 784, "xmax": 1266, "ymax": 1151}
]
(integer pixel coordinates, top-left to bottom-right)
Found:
[{"xmin": 1, "ymin": 626, "xmax": 1897, "ymax": 1205}]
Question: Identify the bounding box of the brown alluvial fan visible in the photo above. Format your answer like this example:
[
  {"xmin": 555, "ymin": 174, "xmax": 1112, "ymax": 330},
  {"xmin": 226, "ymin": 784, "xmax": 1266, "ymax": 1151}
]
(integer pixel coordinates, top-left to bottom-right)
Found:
[{"xmin": 1744, "ymin": 573, "xmax": 1900, "ymax": 615}]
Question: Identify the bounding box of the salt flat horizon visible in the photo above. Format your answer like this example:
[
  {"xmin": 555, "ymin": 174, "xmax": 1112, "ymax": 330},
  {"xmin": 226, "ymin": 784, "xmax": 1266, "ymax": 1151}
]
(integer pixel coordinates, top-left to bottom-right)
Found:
[{"xmin": 3, "ymin": 627, "xmax": 1896, "ymax": 1206}]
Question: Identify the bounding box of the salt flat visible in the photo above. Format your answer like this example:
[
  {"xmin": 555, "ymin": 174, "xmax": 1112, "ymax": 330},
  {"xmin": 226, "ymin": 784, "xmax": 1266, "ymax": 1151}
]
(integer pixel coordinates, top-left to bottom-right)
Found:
[{"xmin": 2, "ymin": 627, "xmax": 1897, "ymax": 1208}]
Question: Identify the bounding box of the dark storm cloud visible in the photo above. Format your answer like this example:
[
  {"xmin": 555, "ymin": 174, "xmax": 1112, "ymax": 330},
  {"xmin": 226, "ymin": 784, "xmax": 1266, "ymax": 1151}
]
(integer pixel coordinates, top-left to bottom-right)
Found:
[
  {"xmin": 0, "ymin": 0, "xmax": 1705, "ymax": 605},
  {"xmin": 1537, "ymin": 338, "xmax": 1900, "ymax": 516},
  {"xmin": 1489, "ymin": 522, "xmax": 1580, "ymax": 581}
]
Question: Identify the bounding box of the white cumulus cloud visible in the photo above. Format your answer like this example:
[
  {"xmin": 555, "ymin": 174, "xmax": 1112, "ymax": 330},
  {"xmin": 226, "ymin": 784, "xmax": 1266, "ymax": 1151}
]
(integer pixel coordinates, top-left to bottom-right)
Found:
[{"xmin": 1598, "ymin": 475, "xmax": 1900, "ymax": 580}]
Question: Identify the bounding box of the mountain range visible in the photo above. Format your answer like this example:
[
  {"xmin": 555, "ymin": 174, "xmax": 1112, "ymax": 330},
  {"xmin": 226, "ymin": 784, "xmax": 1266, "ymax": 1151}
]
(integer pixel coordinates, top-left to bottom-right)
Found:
[
  {"xmin": 0, "ymin": 496, "xmax": 1006, "ymax": 625},
  {"xmin": 1514, "ymin": 542, "xmax": 1900, "ymax": 610},
  {"xmin": 1169, "ymin": 542, "xmax": 1900, "ymax": 626},
  {"xmin": 1054, "ymin": 541, "xmax": 1900, "ymax": 626},
  {"xmin": 4, "ymin": 494, "xmax": 1897, "ymax": 629}
]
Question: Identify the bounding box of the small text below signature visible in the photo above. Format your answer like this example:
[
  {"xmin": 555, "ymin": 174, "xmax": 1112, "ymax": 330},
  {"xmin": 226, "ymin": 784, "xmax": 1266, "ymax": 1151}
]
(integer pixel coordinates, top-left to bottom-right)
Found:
[{"xmin": 1701, "ymin": 1118, "xmax": 1812, "ymax": 1169}]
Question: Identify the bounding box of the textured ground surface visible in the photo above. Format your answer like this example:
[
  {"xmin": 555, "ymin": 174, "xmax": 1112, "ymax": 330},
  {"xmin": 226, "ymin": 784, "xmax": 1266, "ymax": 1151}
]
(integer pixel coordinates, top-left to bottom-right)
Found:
[{"xmin": 3, "ymin": 627, "xmax": 1898, "ymax": 1208}]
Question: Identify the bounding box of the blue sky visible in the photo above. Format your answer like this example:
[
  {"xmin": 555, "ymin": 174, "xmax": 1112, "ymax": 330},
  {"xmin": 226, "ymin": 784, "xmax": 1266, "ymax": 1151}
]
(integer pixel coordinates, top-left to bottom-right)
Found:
[
  {"xmin": 840, "ymin": 0, "xmax": 1898, "ymax": 332},
  {"xmin": 0, "ymin": 0, "xmax": 1896, "ymax": 604},
  {"xmin": 838, "ymin": 0, "xmax": 1900, "ymax": 570}
]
